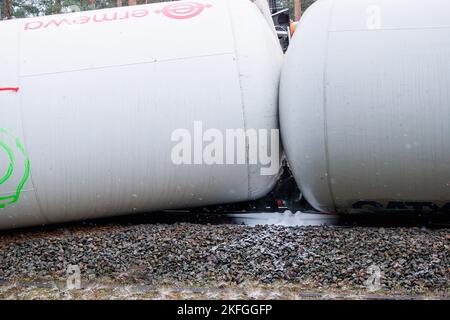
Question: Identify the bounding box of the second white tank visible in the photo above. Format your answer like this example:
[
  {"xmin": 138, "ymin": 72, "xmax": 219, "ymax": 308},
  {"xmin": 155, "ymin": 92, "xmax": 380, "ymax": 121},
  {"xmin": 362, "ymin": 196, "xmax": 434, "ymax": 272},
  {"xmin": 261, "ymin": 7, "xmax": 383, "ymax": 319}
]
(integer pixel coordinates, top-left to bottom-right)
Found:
[{"xmin": 281, "ymin": 0, "xmax": 450, "ymax": 214}]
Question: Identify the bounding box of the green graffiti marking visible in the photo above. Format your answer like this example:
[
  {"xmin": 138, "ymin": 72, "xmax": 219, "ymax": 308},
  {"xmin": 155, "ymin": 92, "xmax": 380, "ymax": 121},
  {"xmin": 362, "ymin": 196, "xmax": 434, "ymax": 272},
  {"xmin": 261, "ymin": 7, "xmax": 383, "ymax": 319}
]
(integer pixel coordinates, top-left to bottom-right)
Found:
[
  {"xmin": 0, "ymin": 129, "xmax": 30, "ymax": 209},
  {"xmin": 0, "ymin": 141, "xmax": 14, "ymax": 185}
]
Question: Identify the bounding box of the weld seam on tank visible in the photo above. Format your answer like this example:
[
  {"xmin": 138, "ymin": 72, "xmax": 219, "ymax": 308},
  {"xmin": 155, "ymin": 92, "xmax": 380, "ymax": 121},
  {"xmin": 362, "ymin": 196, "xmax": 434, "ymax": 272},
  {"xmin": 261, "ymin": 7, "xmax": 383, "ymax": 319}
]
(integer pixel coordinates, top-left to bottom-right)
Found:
[
  {"xmin": 322, "ymin": 0, "xmax": 337, "ymax": 212},
  {"xmin": 226, "ymin": 0, "xmax": 251, "ymax": 199},
  {"xmin": 19, "ymin": 52, "xmax": 236, "ymax": 78}
]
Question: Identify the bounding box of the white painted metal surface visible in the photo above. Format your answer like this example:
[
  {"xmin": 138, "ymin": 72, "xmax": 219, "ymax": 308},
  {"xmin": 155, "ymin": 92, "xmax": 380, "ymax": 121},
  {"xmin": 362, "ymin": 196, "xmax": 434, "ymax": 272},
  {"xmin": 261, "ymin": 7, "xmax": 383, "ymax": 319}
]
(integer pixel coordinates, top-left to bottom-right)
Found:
[
  {"xmin": 0, "ymin": 0, "xmax": 283, "ymax": 229},
  {"xmin": 281, "ymin": 0, "xmax": 450, "ymax": 214}
]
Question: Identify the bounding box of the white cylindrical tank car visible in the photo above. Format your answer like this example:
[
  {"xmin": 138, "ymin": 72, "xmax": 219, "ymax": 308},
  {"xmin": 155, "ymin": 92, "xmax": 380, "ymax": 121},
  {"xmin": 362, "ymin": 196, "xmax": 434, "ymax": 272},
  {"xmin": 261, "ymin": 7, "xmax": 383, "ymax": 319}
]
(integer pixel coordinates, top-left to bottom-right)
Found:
[
  {"xmin": 281, "ymin": 0, "xmax": 450, "ymax": 214},
  {"xmin": 0, "ymin": 0, "xmax": 283, "ymax": 229}
]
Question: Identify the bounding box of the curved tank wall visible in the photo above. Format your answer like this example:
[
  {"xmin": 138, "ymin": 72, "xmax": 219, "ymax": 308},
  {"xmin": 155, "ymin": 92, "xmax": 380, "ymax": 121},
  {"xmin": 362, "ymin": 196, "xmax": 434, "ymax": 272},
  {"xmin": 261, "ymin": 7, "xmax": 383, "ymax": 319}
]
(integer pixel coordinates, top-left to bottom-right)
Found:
[
  {"xmin": 0, "ymin": 0, "xmax": 283, "ymax": 229},
  {"xmin": 280, "ymin": 0, "xmax": 450, "ymax": 214}
]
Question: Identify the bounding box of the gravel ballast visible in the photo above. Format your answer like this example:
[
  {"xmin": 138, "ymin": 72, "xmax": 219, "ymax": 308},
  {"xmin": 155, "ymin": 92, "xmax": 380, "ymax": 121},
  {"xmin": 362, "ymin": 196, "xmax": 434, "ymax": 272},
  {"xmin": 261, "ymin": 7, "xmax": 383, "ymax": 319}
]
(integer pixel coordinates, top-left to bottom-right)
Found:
[{"xmin": 0, "ymin": 223, "xmax": 448, "ymax": 298}]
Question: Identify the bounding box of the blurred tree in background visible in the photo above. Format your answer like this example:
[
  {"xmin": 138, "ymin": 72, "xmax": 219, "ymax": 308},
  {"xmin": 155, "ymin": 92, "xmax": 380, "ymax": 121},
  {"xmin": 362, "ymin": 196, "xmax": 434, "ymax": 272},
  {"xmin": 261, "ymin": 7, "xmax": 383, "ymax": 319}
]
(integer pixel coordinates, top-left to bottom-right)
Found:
[
  {"xmin": 0, "ymin": 0, "xmax": 317, "ymax": 19},
  {"xmin": 281, "ymin": 0, "xmax": 316, "ymax": 17},
  {"xmin": 0, "ymin": 0, "xmax": 119, "ymax": 18}
]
